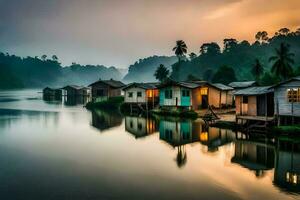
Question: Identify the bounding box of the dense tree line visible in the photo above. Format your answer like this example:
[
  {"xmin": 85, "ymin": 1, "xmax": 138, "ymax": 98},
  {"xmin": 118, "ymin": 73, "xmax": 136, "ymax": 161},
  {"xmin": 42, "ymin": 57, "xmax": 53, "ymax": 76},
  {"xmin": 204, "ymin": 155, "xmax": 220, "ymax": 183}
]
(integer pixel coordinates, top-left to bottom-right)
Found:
[
  {"xmin": 166, "ymin": 27, "xmax": 300, "ymax": 85},
  {"xmin": 0, "ymin": 53, "xmax": 122, "ymax": 89}
]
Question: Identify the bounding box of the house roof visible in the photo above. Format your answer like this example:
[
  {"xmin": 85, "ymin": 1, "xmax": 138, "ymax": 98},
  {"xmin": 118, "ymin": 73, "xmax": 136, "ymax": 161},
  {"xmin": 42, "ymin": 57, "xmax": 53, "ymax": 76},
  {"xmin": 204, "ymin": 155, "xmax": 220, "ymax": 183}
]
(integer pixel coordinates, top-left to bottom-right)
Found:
[
  {"xmin": 89, "ymin": 79, "xmax": 125, "ymax": 88},
  {"xmin": 62, "ymin": 85, "xmax": 89, "ymax": 90},
  {"xmin": 234, "ymin": 86, "xmax": 273, "ymax": 96},
  {"xmin": 228, "ymin": 81, "xmax": 256, "ymax": 88},
  {"xmin": 158, "ymin": 79, "xmax": 234, "ymax": 91},
  {"xmin": 271, "ymin": 76, "xmax": 300, "ymax": 88},
  {"xmin": 122, "ymin": 82, "xmax": 159, "ymax": 90},
  {"xmin": 211, "ymin": 83, "xmax": 234, "ymax": 91}
]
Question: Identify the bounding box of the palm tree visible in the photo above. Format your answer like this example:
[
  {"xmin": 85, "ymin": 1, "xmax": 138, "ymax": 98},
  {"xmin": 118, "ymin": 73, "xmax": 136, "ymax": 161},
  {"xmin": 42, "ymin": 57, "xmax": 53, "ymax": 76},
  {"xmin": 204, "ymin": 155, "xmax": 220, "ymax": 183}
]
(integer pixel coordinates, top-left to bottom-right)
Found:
[
  {"xmin": 172, "ymin": 40, "xmax": 187, "ymax": 62},
  {"xmin": 269, "ymin": 43, "xmax": 294, "ymax": 80},
  {"xmin": 251, "ymin": 59, "xmax": 264, "ymax": 81},
  {"xmin": 154, "ymin": 64, "xmax": 169, "ymax": 82}
]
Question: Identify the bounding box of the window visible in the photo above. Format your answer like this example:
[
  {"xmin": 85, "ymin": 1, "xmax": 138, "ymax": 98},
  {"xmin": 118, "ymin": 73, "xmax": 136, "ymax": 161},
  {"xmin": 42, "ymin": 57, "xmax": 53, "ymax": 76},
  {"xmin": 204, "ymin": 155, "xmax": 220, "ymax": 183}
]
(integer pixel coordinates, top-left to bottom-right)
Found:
[
  {"xmin": 128, "ymin": 92, "xmax": 133, "ymax": 97},
  {"xmin": 243, "ymin": 96, "xmax": 248, "ymax": 104},
  {"xmin": 138, "ymin": 123, "xmax": 143, "ymax": 130},
  {"xmin": 287, "ymin": 88, "xmax": 300, "ymax": 102},
  {"xmin": 182, "ymin": 90, "xmax": 190, "ymax": 97},
  {"xmin": 200, "ymin": 88, "xmax": 208, "ymax": 95},
  {"xmin": 137, "ymin": 91, "xmax": 142, "ymax": 97},
  {"xmin": 165, "ymin": 89, "xmax": 173, "ymax": 99},
  {"xmin": 96, "ymin": 89, "xmax": 104, "ymax": 96}
]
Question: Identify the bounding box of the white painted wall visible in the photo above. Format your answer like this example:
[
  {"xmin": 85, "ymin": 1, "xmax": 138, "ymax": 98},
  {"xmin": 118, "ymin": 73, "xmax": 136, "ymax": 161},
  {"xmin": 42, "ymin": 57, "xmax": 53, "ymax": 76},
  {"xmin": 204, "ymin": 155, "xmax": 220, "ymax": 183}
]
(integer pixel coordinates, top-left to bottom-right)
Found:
[{"xmin": 124, "ymin": 87, "xmax": 146, "ymax": 103}]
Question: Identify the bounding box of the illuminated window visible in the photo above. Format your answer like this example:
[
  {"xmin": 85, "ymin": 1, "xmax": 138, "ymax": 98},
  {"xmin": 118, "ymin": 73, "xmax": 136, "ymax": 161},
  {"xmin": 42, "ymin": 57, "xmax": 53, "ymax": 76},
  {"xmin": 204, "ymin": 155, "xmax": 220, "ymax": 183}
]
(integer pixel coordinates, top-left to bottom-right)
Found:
[
  {"xmin": 200, "ymin": 132, "xmax": 208, "ymax": 142},
  {"xmin": 287, "ymin": 88, "xmax": 300, "ymax": 102},
  {"xmin": 286, "ymin": 172, "xmax": 299, "ymax": 185},
  {"xmin": 200, "ymin": 88, "xmax": 208, "ymax": 95}
]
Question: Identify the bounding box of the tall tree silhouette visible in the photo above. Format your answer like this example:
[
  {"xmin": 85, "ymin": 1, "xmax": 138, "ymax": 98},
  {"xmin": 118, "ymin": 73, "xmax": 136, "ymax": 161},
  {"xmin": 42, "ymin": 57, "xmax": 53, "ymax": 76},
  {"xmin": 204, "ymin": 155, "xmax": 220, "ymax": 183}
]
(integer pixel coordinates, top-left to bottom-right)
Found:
[
  {"xmin": 154, "ymin": 64, "xmax": 169, "ymax": 82},
  {"xmin": 255, "ymin": 31, "xmax": 269, "ymax": 44},
  {"xmin": 173, "ymin": 40, "xmax": 187, "ymax": 62},
  {"xmin": 251, "ymin": 59, "xmax": 264, "ymax": 81},
  {"xmin": 269, "ymin": 43, "xmax": 294, "ymax": 80}
]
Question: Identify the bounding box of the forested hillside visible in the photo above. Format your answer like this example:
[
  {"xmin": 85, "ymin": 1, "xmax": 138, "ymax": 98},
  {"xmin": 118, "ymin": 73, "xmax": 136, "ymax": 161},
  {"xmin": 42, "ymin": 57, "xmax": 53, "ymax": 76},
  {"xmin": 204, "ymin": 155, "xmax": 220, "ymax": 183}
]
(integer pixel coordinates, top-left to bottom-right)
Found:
[
  {"xmin": 122, "ymin": 55, "xmax": 177, "ymax": 83},
  {"xmin": 0, "ymin": 53, "xmax": 122, "ymax": 89},
  {"xmin": 170, "ymin": 28, "xmax": 300, "ymax": 84}
]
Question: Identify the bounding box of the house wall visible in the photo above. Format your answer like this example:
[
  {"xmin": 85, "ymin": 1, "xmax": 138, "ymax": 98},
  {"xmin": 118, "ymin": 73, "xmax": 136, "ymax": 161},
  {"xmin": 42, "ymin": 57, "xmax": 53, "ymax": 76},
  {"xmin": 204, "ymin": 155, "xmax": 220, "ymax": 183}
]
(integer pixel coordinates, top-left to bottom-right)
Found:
[
  {"xmin": 235, "ymin": 95, "xmax": 257, "ymax": 116},
  {"xmin": 160, "ymin": 86, "xmax": 189, "ymax": 107},
  {"xmin": 92, "ymin": 83, "xmax": 121, "ymax": 97},
  {"xmin": 274, "ymin": 80, "xmax": 300, "ymax": 117},
  {"xmin": 208, "ymin": 87, "xmax": 221, "ymax": 108},
  {"xmin": 124, "ymin": 87, "xmax": 146, "ymax": 103}
]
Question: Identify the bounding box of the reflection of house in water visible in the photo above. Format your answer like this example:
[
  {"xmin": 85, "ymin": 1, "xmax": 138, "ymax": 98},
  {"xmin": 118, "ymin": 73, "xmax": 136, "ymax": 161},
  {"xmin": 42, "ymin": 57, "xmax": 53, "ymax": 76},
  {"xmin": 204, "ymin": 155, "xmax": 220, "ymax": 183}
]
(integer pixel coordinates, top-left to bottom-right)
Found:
[
  {"xmin": 199, "ymin": 127, "xmax": 235, "ymax": 152},
  {"xmin": 159, "ymin": 119, "xmax": 205, "ymax": 168},
  {"xmin": 231, "ymin": 140, "xmax": 275, "ymax": 177},
  {"xmin": 63, "ymin": 96, "xmax": 90, "ymax": 106},
  {"xmin": 91, "ymin": 109, "xmax": 122, "ymax": 131},
  {"xmin": 274, "ymin": 138, "xmax": 300, "ymax": 193},
  {"xmin": 159, "ymin": 119, "xmax": 204, "ymax": 147},
  {"xmin": 125, "ymin": 116, "xmax": 158, "ymax": 138}
]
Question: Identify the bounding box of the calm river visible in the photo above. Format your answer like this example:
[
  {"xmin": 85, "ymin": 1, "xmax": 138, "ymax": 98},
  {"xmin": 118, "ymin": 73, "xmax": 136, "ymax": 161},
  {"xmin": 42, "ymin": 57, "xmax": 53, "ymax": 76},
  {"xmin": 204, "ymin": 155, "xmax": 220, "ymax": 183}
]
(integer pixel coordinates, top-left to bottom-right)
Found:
[{"xmin": 0, "ymin": 90, "xmax": 299, "ymax": 200}]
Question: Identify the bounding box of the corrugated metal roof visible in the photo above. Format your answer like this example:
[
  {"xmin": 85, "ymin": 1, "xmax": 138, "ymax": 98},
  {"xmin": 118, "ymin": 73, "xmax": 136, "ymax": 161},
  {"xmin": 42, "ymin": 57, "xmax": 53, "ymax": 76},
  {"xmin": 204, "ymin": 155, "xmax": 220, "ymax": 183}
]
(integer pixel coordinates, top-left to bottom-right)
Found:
[
  {"xmin": 229, "ymin": 81, "xmax": 256, "ymax": 88},
  {"xmin": 271, "ymin": 76, "xmax": 300, "ymax": 88},
  {"xmin": 123, "ymin": 82, "xmax": 159, "ymax": 90},
  {"xmin": 234, "ymin": 86, "xmax": 273, "ymax": 96},
  {"xmin": 211, "ymin": 83, "xmax": 234, "ymax": 91},
  {"xmin": 89, "ymin": 79, "xmax": 125, "ymax": 88}
]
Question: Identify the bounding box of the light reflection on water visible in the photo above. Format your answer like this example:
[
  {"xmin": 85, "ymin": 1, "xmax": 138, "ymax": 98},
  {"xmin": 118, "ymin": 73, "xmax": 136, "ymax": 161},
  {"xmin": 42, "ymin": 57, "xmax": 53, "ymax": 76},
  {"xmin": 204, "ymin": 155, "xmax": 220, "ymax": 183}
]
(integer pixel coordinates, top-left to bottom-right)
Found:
[{"xmin": 0, "ymin": 90, "xmax": 299, "ymax": 200}]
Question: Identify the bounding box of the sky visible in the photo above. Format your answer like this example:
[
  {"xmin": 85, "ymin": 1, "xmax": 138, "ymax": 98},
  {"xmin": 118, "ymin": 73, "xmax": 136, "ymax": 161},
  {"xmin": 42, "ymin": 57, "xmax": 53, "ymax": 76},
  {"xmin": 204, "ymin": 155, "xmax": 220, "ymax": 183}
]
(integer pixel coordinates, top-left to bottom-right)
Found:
[{"xmin": 0, "ymin": 0, "xmax": 299, "ymax": 68}]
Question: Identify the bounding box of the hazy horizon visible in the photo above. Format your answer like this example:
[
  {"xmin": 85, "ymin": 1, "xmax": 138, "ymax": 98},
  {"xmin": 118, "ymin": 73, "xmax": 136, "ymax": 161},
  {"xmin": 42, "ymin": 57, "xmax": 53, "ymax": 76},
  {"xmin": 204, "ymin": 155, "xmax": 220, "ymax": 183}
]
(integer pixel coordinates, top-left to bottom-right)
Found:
[{"xmin": 0, "ymin": 0, "xmax": 299, "ymax": 69}]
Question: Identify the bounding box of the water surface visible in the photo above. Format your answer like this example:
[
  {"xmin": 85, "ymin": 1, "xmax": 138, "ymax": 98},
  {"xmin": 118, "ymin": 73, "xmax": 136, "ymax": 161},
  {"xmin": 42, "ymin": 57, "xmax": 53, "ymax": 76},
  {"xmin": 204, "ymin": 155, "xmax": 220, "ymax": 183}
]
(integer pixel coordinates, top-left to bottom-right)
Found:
[{"xmin": 0, "ymin": 90, "xmax": 299, "ymax": 200}]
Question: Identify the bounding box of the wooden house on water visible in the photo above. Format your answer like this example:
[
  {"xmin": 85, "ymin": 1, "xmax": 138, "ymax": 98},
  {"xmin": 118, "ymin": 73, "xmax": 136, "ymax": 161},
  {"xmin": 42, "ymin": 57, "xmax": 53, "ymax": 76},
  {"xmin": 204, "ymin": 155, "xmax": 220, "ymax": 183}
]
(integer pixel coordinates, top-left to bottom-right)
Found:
[
  {"xmin": 89, "ymin": 79, "xmax": 125, "ymax": 102},
  {"xmin": 123, "ymin": 82, "xmax": 159, "ymax": 109},
  {"xmin": 43, "ymin": 87, "xmax": 62, "ymax": 97},
  {"xmin": 62, "ymin": 85, "xmax": 91, "ymax": 96},
  {"xmin": 158, "ymin": 79, "xmax": 234, "ymax": 110},
  {"xmin": 272, "ymin": 76, "xmax": 300, "ymax": 125},
  {"xmin": 234, "ymin": 86, "xmax": 275, "ymax": 125},
  {"xmin": 125, "ymin": 116, "xmax": 158, "ymax": 138}
]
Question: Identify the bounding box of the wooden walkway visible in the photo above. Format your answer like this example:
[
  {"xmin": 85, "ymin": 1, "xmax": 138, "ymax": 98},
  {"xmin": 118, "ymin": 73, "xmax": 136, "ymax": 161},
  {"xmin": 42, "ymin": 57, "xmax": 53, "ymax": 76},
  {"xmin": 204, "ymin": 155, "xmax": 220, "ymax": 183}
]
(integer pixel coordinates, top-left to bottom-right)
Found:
[{"xmin": 236, "ymin": 115, "xmax": 275, "ymax": 122}]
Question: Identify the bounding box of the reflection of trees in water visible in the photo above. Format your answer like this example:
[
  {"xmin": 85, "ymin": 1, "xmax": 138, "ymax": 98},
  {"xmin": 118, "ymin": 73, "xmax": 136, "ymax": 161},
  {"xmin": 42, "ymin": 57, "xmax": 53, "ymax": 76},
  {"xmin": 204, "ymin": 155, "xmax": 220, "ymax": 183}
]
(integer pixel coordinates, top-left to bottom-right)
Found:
[{"xmin": 176, "ymin": 145, "xmax": 187, "ymax": 168}]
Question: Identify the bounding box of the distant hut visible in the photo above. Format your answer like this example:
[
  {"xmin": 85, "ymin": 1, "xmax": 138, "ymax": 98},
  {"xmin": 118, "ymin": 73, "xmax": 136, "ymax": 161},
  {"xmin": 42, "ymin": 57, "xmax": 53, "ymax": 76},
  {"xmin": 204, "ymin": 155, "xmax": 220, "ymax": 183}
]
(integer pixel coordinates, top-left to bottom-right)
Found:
[
  {"xmin": 62, "ymin": 85, "xmax": 91, "ymax": 96},
  {"xmin": 229, "ymin": 81, "xmax": 257, "ymax": 90},
  {"xmin": 89, "ymin": 79, "xmax": 125, "ymax": 102},
  {"xmin": 234, "ymin": 86, "xmax": 274, "ymax": 123},
  {"xmin": 272, "ymin": 76, "xmax": 300, "ymax": 125},
  {"xmin": 43, "ymin": 87, "xmax": 62, "ymax": 97},
  {"xmin": 158, "ymin": 79, "xmax": 234, "ymax": 110},
  {"xmin": 123, "ymin": 82, "xmax": 159, "ymax": 108}
]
